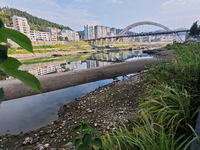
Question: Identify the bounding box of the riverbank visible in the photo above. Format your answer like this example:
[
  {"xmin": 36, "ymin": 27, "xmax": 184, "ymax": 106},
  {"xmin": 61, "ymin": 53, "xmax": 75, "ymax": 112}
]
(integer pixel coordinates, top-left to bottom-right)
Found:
[{"xmin": 0, "ymin": 47, "xmax": 173, "ymax": 149}]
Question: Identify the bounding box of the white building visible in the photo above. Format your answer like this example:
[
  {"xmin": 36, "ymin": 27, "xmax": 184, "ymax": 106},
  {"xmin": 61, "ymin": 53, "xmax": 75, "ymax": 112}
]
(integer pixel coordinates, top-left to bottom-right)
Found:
[
  {"xmin": 12, "ymin": 15, "xmax": 30, "ymax": 37},
  {"xmin": 46, "ymin": 27, "xmax": 57, "ymax": 41},
  {"xmin": 61, "ymin": 29, "xmax": 79, "ymax": 41},
  {"xmin": 85, "ymin": 25, "xmax": 111, "ymax": 39},
  {"xmin": 30, "ymin": 30, "xmax": 51, "ymax": 41},
  {"xmin": 88, "ymin": 26, "xmax": 95, "ymax": 39}
]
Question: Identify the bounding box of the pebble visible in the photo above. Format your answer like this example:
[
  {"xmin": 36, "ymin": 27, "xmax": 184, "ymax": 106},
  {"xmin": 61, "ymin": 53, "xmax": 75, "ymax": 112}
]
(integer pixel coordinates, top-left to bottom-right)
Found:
[
  {"xmin": 44, "ymin": 143, "xmax": 49, "ymax": 148},
  {"xmin": 47, "ymin": 130, "xmax": 53, "ymax": 134},
  {"xmin": 22, "ymin": 137, "xmax": 33, "ymax": 145}
]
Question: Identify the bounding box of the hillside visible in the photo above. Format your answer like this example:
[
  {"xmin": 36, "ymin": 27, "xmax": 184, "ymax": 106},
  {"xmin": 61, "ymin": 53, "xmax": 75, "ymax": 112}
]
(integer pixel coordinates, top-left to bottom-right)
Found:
[{"xmin": 0, "ymin": 6, "xmax": 71, "ymax": 32}]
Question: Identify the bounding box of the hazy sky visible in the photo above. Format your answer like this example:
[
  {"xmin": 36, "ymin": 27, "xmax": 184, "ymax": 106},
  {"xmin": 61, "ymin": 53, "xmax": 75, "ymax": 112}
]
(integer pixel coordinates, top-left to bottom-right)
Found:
[{"xmin": 1, "ymin": 0, "xmax": 200, "ymax": 31}]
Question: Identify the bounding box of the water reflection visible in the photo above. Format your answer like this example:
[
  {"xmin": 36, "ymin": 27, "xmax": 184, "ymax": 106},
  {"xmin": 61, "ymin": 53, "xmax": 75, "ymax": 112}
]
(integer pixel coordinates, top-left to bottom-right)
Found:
[{"xmin": 1, "ymin": 50, "xmax": 152, "ymax": 80}]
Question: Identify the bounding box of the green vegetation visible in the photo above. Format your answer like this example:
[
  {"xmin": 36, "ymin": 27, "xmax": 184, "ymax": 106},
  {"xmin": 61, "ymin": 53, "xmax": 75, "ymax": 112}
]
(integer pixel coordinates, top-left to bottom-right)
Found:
[
  {"xmin": 7, "ymin": 44, "xmax": 94, "ymax": 54},
  {"xmin": 0, "ymin": 6, "xmax": 71, "ymax": 31},
  {"xmin": 67, "ymin": 120, "xmax": 104, "ymax": 150},
  {"xmin": 21, "ymin": 53, "xmax": 91, "ymax": 65},
  {"xmin": 57, "ymin": 36, "xmax": 64, "ymax": 41},
  {"xmin": 99, "ymin": 43, "xmax": 200, "ymax": 149},
  {"xmin": 71, "ymin": 41, "xmax": 90, "ymax": 45},
  {"xmin": 0, "ymin": 18, "xmax": 41, "ymax": 103},
  {"xmin": 190, "ymin": 21, "xmax": 199, "ymax": 37}
]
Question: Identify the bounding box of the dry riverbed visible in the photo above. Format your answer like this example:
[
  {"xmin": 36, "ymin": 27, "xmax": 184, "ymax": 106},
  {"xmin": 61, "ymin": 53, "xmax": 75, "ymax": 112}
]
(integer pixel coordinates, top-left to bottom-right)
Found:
[{"xmin": 0, "ymin": 48, "xmax": 173, "ymax": 150}]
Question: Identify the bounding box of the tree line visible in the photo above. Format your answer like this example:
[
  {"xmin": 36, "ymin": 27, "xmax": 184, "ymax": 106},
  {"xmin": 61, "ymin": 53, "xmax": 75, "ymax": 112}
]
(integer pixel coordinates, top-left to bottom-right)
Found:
[{"xmin": 0, "ymin": 6, "xmax": 71, "ymax": 32}]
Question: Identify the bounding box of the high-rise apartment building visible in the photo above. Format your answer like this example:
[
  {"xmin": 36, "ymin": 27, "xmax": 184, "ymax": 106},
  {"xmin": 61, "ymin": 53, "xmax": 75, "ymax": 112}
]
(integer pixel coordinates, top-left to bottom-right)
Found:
[
  {"xmin": 94, "ymin": 25, "xmax": 101, "ymax": 38},
  {"xmin": 85, "ymin": 25, "xmax": 114, "ymax": 39},
  {"xmin": 89, "ymin": 26, "xmax": 95, "ymax": 39},
  {"xmin": 84, "ymin": 25, "xmax": 95, "ymax": 39},
  {"xmin": 12, "ymin": 15, "xmax": 30, "ymax": 37},
  {"xmin": 84, "ymin": 25, "xmax": 89, "ymax": 39},
  {"xmin": 110, "ymin": 28, "xmax": 116, "ymax": 36},
  {"xmin": 61, "ymin": 29, "xmax": 79, "ymax": 41}
]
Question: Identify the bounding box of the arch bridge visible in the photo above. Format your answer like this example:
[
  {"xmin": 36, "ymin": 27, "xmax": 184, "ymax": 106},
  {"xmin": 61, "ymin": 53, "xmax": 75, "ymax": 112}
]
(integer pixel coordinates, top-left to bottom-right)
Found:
[{"xmin": 84, "ymin": 21, "xmax": 189, "ymax": 47}]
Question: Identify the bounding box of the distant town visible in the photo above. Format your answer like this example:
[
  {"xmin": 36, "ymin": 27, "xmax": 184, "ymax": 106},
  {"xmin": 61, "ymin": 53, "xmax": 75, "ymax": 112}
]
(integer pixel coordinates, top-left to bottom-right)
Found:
[{"xmin": 4, "ymin": 14, "xmax": 187, "ymax": 47}]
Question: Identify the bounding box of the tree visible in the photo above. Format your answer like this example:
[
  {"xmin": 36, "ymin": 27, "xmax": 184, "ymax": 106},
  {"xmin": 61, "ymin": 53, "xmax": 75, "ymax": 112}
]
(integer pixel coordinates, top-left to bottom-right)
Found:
[
  {"xmin": 189, "ymin": 21, "xmax": 199, "ymax": 37},
  {"xmin": 0, "ymin": 18, "xmax": 41, "ymax": 103},
  {"xmin": 57, "ymin": 36, "xmax": 63, "ymax": 41},
  {"xmin": 65, "ymin": 36, "xmax": 68, "ymax": 41}
]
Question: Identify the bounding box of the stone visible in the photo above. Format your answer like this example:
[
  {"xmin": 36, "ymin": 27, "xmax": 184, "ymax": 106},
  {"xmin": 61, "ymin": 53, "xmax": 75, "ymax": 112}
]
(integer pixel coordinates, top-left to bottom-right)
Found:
[
  {"xmin": 46, "ymin": 130, "xmax": 52, "ymax": 134},
  {"xmin": 22, "ymin": 137, "xmax": 33, "ymax": 145},
  {"xmin": 44, "ymin": 143, "xmax": 49, "ymax": 148},
  {"xmin": 35, "ymin": 144, "xmax": 44, "ymax": 150}
]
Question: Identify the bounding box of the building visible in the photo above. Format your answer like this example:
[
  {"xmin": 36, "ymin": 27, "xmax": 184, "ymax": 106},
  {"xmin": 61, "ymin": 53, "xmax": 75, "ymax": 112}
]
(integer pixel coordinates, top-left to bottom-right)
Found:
[
  {"xmin": 12, "ymin": 15, "xmax": 30, "ymax": 37},
  {"xmin": 89, "ymin": 26, "xmax": 95, "ymax": 39},
  {"xmin": 46, "ymin": 27, "xmax": 57, "ymax": 41},
  {"xmin": 84, "ymin": 25, "xmax": 89, "ymax": 39},
  {"xmin": 84, "ymin": 25, "xmax": 95, "ymax": 39},
  {"xmin": 94, "ymin": 25, "xmax": 101, "ymax": 38},
  {"xmin": 110, "ymin": 27, "xmax": 116, "ymax": 36},
  {"xmin": 30, "ymin": 30, "xmax": 51, "ymax": 41},
  {"xmin": 61, "ymin": 29, "xmax": 79, "ymax": 41},
  {"xmin": 85, "ymin": 25, "xmax": 112, "ymax": 39}
]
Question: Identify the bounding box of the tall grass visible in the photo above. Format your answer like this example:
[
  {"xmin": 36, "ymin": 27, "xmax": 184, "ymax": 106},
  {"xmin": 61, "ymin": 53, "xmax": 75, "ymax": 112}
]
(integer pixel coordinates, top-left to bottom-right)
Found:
[{"xmin": 101, "ymin": 42, "xmax": 200, "ymax": 149}]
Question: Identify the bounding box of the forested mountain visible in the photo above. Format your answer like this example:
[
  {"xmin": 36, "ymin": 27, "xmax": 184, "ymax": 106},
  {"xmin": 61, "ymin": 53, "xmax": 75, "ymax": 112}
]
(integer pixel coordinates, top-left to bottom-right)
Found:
[{"xmin": 0, "ymin": 6, "xmax": 71, "ymax": 32}]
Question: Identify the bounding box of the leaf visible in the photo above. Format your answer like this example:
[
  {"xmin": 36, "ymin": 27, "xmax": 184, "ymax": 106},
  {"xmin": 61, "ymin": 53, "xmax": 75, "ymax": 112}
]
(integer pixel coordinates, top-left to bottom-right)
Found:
[
  {"xmin": 82, "ymin": 123, "xmax": 88, "ymax": 129},
  {"xmin": 73, "ymin": 126, "xmax": 80, "ymax": 134},
  {"xmin": 0, "ymin": 28, "xmax": 7, "ymax": 42},
  {"xmin": 0, "ymin": 57, "xmax": 42, "ymax": 93},
  {"xmin": 0, "ymin": 88, "xmax": 4, "ymax": 103},
  {"xmin": 0, "ymin": 57, "xmax": 21, "ymax": 71},
  {"xmin": 93, "ymin": 138, "xmax": 104, "ymax": 149},
  {"xmin": 74, "ymin": 138, "xmax": 82, "ymax": 149},
  {"xmin": 76, "ymin": 132, "xmax": 86, "ymax": 139},
  {"xmin": 0, "ymin": 28, "xmax": 33, "ymax": 53},
  {"xmin": 0, "ymin": 45, "xmax": 8, "ymax": 64},
  {"xmin": 0, "ymin": 18, "xmax": 4, "ymax": 29},
  {"xmin": 77, "ymin": 144, "xmax": 87, "ymax": 150},
  {"xmin": 66, "ymin": 142, "xmax": 73, "ymax": 147},
  {"xmin": 76, "ymin": 120, "xmax": 85, "ymax": 126},
  {"xmin": 82, "ymin": 133, "xmax": 92, "ymax": 149}
]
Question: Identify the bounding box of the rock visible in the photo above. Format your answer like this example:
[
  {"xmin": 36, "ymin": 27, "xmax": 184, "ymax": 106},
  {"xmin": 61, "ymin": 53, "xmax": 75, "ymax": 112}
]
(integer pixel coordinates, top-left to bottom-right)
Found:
[
  {"xmin": 44, "ymin": 143, "xmax": 49, "ymax": 148},
  {"xmin": 33, "ymin": 137, "xmax": 39, "ymax": 144},
  {"xmin": 46, "ymin": 130, "xmax": 52, "ymax": 134},
  {"xmin": 22, "ymin": 137, "xmax": 33, "ymax": 145},
  {"xmin": 35, "ymin": 144, "xmax": 44, "ymax": 150}
]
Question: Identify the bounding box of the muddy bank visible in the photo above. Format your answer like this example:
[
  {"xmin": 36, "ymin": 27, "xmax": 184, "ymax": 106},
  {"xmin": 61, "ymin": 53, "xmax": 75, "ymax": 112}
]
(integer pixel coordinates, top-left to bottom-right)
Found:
[{"xmin": 1, "ymin": 58, "xmax": 159, "ymax": 100}]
